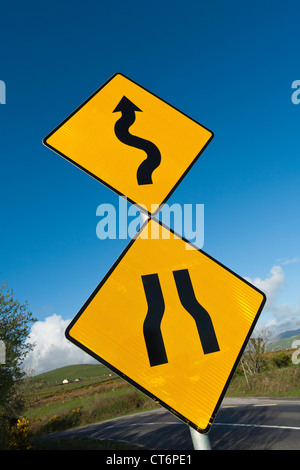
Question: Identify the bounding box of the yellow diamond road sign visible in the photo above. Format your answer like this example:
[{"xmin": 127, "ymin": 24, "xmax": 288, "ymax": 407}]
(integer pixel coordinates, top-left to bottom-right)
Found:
[
  {"xmin": 43, "ymin": 73, "xmax": 213, "ymax": 215},
  {"xmin": 66, "ymin": 219, "xmax": 266, "ymax": 433}
]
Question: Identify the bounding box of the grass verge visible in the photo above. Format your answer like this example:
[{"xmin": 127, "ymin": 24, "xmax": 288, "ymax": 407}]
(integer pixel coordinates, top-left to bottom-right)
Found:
[
  {"xmin": 28, "ymin": 387, "xmax": 159, "ymax": 436},
  {"xmin": 227, "ymin": 363, "xmax": 300, "ymax": 397}
]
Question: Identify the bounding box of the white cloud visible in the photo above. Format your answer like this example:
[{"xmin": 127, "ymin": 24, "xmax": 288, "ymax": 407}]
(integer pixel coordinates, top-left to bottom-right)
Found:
[
  {"xmin": 245, "ymin": 265, "xmax": 300, "ymax": 337},
  {"xmin": 245, "ymin": 265, "xmax": 285, "ymax": 306},
  {"xmin": 23, "ymin": 314, "xmax": 97, "ymax": 375},
  {"xmin": 264, "ymin": 314, "xmax": 300, "ymax": 335}
]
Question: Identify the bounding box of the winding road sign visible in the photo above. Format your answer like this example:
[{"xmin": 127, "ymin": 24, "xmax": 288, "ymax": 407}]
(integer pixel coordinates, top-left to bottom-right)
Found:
[
  {"xmin": 43, "ymin": 73, "xmax": 213, "ymax": 215},
  {"xmin": 65, "ymin": 219, "xmax": 266, "ymax": 433}
]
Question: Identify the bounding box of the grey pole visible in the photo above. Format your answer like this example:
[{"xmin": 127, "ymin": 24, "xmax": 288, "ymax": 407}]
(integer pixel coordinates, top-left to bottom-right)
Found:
[
  {"xmin": 0, "ymin": 340, "xmax": 5, "ymax": 364},
  {"xmin": 189, "ymin": 427, "xmax": 211, "ymax": 450}
]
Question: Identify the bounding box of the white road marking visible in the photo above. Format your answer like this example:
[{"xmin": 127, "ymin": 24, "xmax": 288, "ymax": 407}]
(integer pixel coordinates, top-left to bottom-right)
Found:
[
  {"xmin": 213, "ymin": 422, "xmax": 300, "ymax": 431},
  {"xmin": 253, "ymin": 403, "xmax": 277, "ymax": 407},
  {"xmin": 92, "ymin": 420, "xmax": 300, "ymax": 433}
]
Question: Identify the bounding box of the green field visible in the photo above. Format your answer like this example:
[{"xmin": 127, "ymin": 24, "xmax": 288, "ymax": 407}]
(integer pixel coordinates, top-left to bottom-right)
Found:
[
  {"xmin": 23, "ymin": 357, "xmax": 300, "ymax": 443},
  {"xmin": 24, "ymin": 364, "xmax": 159, "ymax": 437},
  {"xmin": 29, "ymin": 363, "xmax": 113, "ymax": 386}
]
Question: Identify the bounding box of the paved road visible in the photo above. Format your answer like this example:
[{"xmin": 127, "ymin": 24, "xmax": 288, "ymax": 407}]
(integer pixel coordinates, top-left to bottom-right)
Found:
[{"xmin": 46, "ymin": 397, "xmax": 300, "ymax": 450}]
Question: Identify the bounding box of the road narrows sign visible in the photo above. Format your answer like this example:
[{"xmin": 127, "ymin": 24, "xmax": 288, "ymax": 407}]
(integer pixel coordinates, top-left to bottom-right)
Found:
[
  {"xmin": 65, "ymin": 219, "xmax": 266, "ymax": 433},
  {"xmin": 43, "ymin": 73, "xmax": 213, "ymax": 216}
]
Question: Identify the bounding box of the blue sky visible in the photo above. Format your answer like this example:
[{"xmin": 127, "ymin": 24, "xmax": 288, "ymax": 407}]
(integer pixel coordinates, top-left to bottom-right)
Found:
[{"xmin": 1, "ymin": 1, "xmax": 300, "ymax": 372}]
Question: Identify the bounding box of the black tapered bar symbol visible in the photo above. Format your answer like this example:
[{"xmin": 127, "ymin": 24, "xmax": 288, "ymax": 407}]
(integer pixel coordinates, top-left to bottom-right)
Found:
[
  {"xmin": 173, "ymin": 269, "xmax": 220, "ymax": 355},
  {"xmin": 142, "ymin": 274, "xmax": 168, "ymax": 367},
  {"xmin": 142, "ymin": 269, "xmax": 220, "ymax": 367},
  {"xmin": 113, "ymin": 96, "xmax": 161, "ymax": 185}
]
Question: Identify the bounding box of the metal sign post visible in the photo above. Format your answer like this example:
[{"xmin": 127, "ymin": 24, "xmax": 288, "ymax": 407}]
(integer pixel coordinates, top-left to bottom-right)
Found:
[{"xmin": 189, "ymin": 427, "xmax": 211, "ymax": 450}]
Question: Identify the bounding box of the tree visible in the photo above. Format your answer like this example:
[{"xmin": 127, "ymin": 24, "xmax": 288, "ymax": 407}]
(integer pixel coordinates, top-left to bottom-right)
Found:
[
  {"xmin": 272, "ymin": 351, "xmax": 292, "ymax": 369},
  {"xmin": 0, "ymin": 282, "xmax": 36, "ymax": 448},
  {"xmin": 240, "ymin": 327, "xmax": 271, "ymax": 385}
]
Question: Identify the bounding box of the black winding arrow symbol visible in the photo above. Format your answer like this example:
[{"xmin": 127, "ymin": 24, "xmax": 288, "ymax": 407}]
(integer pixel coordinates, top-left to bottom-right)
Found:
[{"xmin": 113, "ymin": 96, "xmax": 161, "ymax": 185}]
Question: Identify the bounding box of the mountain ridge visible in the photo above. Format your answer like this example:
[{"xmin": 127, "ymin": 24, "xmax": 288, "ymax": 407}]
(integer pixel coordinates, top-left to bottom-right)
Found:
[{"xmin": 272, "ymin": 328, "xmax": 300, "ymax": 341}]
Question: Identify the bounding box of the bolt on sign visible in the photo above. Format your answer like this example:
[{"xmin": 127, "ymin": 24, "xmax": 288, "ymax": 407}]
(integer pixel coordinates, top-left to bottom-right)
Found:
[
  {"xmin": 43, "ymin": 74, "xmax": 266, "ymax": 433},
  {"xmin": 65, "ymin": 219, "xmax": 265, "ymax": 433},
  {"xmin": 43, "ymin": 73, "xmax": 213, "ymax": 216}
]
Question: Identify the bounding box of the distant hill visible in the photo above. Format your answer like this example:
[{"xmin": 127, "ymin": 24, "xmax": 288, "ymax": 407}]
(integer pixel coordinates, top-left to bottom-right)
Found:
[
  {"xmin": 266, "ymin": 328, "xmax": 300, "ymax": 353},
  {"xmin": 274, "ymin": 328, "xmax": 300, "ymax": 340},
  {"xmin": 29, "ymin": 363, "xmax": 114, "ymax": 386}
]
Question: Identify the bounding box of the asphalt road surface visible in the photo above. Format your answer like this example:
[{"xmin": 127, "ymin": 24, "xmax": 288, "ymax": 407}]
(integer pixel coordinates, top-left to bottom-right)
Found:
[{"xmin": 46, "ymin": 397, "xmax": 300, "ymax": 450}]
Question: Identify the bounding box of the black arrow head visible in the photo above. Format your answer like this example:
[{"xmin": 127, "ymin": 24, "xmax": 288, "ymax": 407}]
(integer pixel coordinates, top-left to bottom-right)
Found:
[{"xmin": 113, "ymin": 96, "xmax": 142, "ymax": 113}]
